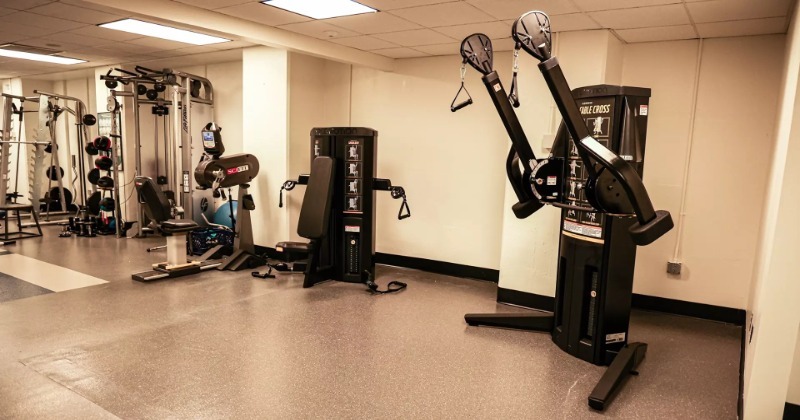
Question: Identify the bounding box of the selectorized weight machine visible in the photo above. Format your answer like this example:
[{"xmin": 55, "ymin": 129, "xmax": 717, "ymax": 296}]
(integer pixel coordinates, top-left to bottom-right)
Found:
[
  {"xmin": 453, "ymin": 11, "xmax": 673, "ymax": 411},
  {"xmin": 271, "ymin": 127, "xmax": 411, "ymax": 293},
  {"xmin": 100, "ymin": 66, "xmax": 216, "ymax": 238}
]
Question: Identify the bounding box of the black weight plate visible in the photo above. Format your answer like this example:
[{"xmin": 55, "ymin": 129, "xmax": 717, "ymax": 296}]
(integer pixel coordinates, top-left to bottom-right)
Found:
[
  {"xmin": 49, "ymin": 187, "xmax": 73, "ymax": 206},
  {"xmin": 46, "ymin": 165, "xmax": 64, "ymax": 181},
  {"xmin": 88, "ymin": 168, "xmax": 101, "ymax": 185},
  {"xmin": 95, "ymin": 156, "xmax": 113, "ymax": 171},
  {"xmin": 87, "ymin": 191, "xmax": 101, "ymax": 215}
]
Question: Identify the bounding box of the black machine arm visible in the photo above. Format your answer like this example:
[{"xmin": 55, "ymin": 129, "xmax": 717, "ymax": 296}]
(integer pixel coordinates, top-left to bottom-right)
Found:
[
  {"xmin": 278, "ymin": 175, "xmax": 309, "ymax": 208},
  {"xmin": 374, "ymin": 178, "xmax": 411, "ymax": 220},
  {"xmin": 511, "ymin": 11, "xmax": 673, "ymax": 245},
  {"xmin": 460, "ymin": 34, "xmax": 544, "ymax": 219}
]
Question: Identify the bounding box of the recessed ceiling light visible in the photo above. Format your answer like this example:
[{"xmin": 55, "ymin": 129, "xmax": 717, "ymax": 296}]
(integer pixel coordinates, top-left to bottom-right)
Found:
[
  {"xmin": 262, "ymin": 0, "xmax": 377, "ymax": 19},
  {"xmin": 0, "ymin": 48, "xmax": 85, "ymax": 65},
  {"xmin": 99, "ymin": 19, "xmax": 231, "ymax": 45}
]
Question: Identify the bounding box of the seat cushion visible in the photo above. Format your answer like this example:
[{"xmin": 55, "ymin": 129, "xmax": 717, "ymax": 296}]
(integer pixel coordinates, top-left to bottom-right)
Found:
[
  {"xmin": 160, "ymin": 219, "xmax": 199, "ymax": 234},
  {"xmin": 275, "ymin": 241, "xmax": 310, "ymax": 253}
]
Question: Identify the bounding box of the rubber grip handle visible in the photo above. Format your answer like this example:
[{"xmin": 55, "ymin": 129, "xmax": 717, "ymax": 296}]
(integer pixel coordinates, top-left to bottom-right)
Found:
[{"xmin": 451, "ymin": 98, "xmax": 473, "ymax": 112}]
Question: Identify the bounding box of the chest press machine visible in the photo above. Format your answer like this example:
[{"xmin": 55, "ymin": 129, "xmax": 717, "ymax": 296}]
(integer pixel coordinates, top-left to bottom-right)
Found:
[
  {"xmin": 454, "ymin": 11, "xmax": 673, "ymax": 411},
  {"xmin": 271, "ymin": 127, "xmax": 411, "ymax": 293}
]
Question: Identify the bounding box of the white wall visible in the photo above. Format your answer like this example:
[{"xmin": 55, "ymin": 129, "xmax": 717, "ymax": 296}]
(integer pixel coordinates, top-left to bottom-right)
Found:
[
  {"xmin": 243, "ymin": 47, "xmax": 290, "ymax": 247},
  {"xmin": 350, "ymin": 54, "xmax": 511, "ymax": 269},
  {"xmin": 744, "ymin": 5, "xmax": 800, "ymax": 417},
  {"xmin": 285, "ymin": 52, "xmax": 350, "ymax": 242},
  {"xmin": 623, "ymin": 35, "xmax": 784, "ymax": 309},
  {"xmin": 789, "ymin": 326, "xmax": 800, "ymax": 406}
]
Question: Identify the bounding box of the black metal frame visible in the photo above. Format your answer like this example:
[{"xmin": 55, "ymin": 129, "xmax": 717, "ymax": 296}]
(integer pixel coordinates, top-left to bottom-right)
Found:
[{"xmin": 457, "ymin": 11, "xmax": 673, "ymax": 411}]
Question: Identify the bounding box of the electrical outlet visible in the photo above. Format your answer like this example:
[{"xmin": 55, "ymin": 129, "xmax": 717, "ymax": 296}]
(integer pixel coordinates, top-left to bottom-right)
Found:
[{"xmin": 667, "ymin": 261, "xmax": 682, "ymax": 275}]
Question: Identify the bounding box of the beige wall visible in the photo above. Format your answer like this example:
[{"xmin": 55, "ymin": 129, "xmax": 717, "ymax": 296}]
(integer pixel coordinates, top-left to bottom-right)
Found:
[
  {"xmin": 285, "ymin": 53, "xmax": 351, "ymax": 242},
  {"xmin": 744, "ymin": 4, "xmax": 800, "ymax": 416},
  {"xmin": 623, "ymin": 35, "xmax": 784, "ymax": 309},
  {"xmin": 350, "ymin": 55, "xmax": 510, "ymax": 268}
]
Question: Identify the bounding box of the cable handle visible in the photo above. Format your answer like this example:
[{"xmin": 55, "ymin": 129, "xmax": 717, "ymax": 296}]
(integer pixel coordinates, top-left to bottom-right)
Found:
[
  {"xmin": 279, "ymin": 180, "xmax": 297, "ymax": 208},
  {"xmin": 390, "ymin": 186, "xmax": 410, "ymax": 220},
  {"xmin": 450, "ymin": 61, "xmax": 474, "ymax": 112}
]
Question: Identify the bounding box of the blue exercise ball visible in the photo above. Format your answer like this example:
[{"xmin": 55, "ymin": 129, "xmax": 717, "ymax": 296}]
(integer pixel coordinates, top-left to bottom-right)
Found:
[{"xmin": 213, "ymin": 200, "xmax": 237, "ymax": 228}]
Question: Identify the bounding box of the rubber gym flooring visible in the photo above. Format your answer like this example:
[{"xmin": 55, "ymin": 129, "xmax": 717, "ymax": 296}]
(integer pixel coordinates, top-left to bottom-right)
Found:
[{"xmin": 0, "ymin": 226, "xmax": 741, "ymax": 419}]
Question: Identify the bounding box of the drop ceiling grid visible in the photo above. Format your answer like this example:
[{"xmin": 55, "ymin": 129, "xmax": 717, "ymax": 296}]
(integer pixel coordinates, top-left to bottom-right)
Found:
[
  {"xmin": 0, "ymin": 0, "xmax": 795, "ymax": 76},
  {"xmin": 265, "ymin": 0, "xmax": 796, "ymax": 57}
]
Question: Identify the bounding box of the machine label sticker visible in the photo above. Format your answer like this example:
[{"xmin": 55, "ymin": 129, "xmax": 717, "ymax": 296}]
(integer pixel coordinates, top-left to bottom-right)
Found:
[
  {"xmin": 563, "ymin": 220, "xmax": 602, "ymax": 238},
  {"xmin": 347, "ymin": 141, "xmax": 361, "ymax": 161},
  {"xmin": 639, "ymin": 105, "xmax": 648, "ymax": 116},
  {"xmin": 345, "ymin": 195, "xmax": 362, "ymax": 213},
  {"xmin": 345, "ymin": 225, "xmax": 360, "ymax": 233},
  {"xmin": 492, "ymin": 83, "xmax": 502, "ymax": 92},
  {"xmin": 606, "ymin": 332, "xmax": 626, "ymax": 344},
  {"xmin": 226, "ymin": 165, "xmax": 249, "ymax": 175},
  {"xmin": 182, "ymin": 171, "xmax": 190, "ymax": 193},
  {"xmin": 547, "ymin": 176, "xmax": 557, "ymax": 186}
]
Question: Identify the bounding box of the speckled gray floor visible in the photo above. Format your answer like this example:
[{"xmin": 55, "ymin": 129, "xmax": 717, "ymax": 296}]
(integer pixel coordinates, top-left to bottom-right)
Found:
[{"xmin": 0, "ymin": 227, "xmax": 741, "ymax": 419}]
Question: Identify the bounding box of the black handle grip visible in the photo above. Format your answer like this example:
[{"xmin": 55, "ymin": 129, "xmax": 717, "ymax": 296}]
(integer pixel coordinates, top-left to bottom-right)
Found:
[{"xmin": 451, "ymin": 98, "xmax": 473, "ymax": 112}]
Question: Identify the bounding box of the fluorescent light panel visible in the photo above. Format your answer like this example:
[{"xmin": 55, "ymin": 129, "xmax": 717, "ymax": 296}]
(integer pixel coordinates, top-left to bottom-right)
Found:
[
  {"xmin": 262, "ymin": 0, "xmax": 377, "ymax": 19},
  {"xmin": 99, "ymin": 19, "xmax": 230, "ymax": 45},
  {"xmin": 0, "ymin": 48, "xmax": 85, "ymax": 65}
]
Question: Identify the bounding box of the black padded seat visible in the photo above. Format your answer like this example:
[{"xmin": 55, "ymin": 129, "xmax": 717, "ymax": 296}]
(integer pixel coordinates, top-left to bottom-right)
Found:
[
  {"xmin": 160, "ymin": 219, "xmax": 199, "ymax": 234},
  {"xmin": 276, "ymin": 241, "xmax": 310, "ymax": 253}
]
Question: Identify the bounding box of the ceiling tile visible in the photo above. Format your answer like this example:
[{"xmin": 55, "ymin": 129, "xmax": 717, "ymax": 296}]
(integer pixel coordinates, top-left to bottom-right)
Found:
[
  {"xmin": 329, "ymin": 35, "xmax": 400, "ymax": 50},
  {"xmin": 687, "ymin": 0, "xmax": 792, "ymax": 24},
  {"xmin": 696, "ymin": 17, "xmax": 787, "ymax": 38},
  {"xmin": 68, "ymin": 25, "xmax": 144, "ymax": 42},
  {"xmin": 0, "ymin": 31, "xmax": 28, "ymax": 44},
  {"xmin": 491, "ymin": 37, "xmax": 515, "ymax": 51},
  {"xmin": 571, "ymin": 0, "xmax": 681, "ymax": 12},
  {"xmin": 357, "ymin": 0, "xmax": 449, "ymax": 11},
  {"xmin": 10, "ymin": 37, "xmax": 86, "ymax": 52},
  {"xmin": 126, "ymin": 37, "xmax": 189, "ymax": 51},
  {"xmin": 374, "ymin": 28, "xmax": 456, "ymax": 46},
  {"xmin": 616, "ymin": 24, "xmax": 696, "ymax": 42},
  {"xmin": 549, "ymin": 13, "xmax": 601, "ymax": 32},
  {"xmin": 413, "ymin": 42, "xmax": 461, "ymax": 56},
  {"xmin": 0, "ymin": 11, "xmax": 86, "ymax": 31},
  {"xmin": 3, "ymin": 0, "xmax": 54, "ymax": 10},
  {"xmin": 325, "ymin": 11, "xmax": 421, "ymax": 34},
  {"xmin": 174, "ymin": 0, "xmax": 251, "ymax": 9},
  {"xmin": 433, "ymin": 21, "xmax": 512, "ymax": 41},
  {"xmin": 466, "ymin": 0, "xmax": 579, "ymax": 20},
  {"xmin": 372, "ymin": 47, "xmax": 429, "ymax": 58},
  {"xmin": 38, "ymin": 30, "xmax": 114, "ymax": 47},
  {"xmin": 216, "ymin": 2, "xmax": 311, "ymax": 26},
  {"xmin": 0, "ymin": 21, "xmax": 62, "ymax": 37},
  {"xmin": 278, "ymin": 21, "xmax": 361, "ymax": 39},
  {"xmin": 27, "ymin": 2, "xmax": 122, "ymax": 24},
  {"xmin": 589, "ymin": 4, "xmax": 689, "ymax": 29},
  {"xmin": 389, "ymin": 2, "xmax": 495, "ymax": 27}
]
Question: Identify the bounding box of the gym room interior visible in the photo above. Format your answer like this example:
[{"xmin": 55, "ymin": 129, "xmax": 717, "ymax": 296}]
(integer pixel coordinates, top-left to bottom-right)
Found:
[{"xmin": 0, "ymin": 0, "xmax": 797, "ymax": 418}]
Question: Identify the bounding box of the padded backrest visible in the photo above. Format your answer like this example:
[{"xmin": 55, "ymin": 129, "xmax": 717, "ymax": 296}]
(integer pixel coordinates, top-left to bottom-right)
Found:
[
  {"xmin": 298, "ymin": 156, "xmax": 335, "ymax": 240},
  {"xmin": 134, "ymin": 176, "xmax": 172, "ymax": 223}
]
